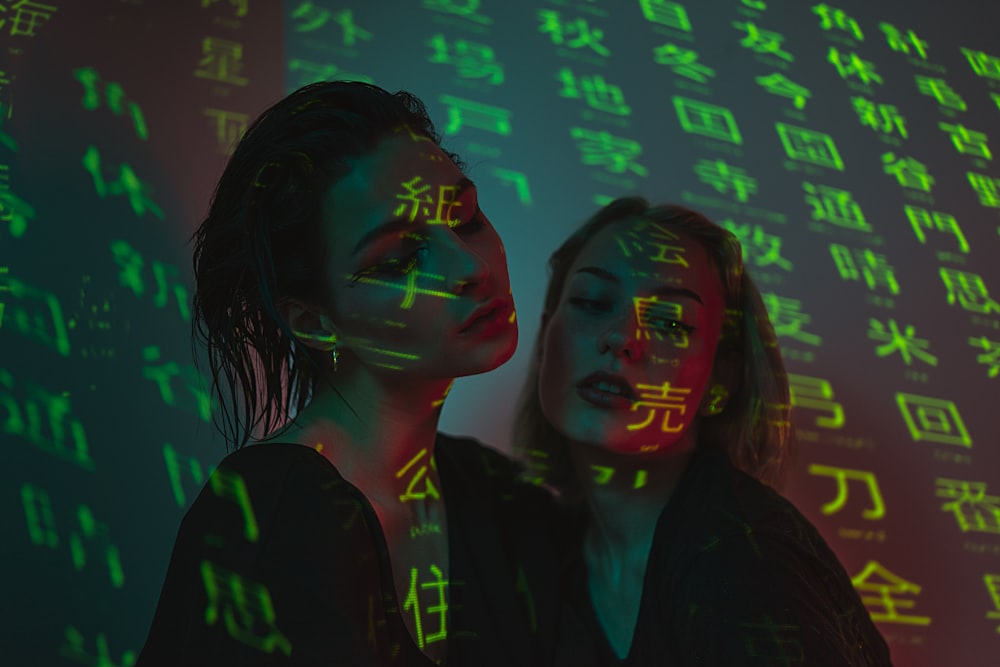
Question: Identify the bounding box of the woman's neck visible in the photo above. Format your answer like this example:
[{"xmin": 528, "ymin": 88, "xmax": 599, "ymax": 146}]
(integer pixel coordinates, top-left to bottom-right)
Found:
[{"xmin": 261, "ymin": 369, "xmax": 455, "ymax": 510}]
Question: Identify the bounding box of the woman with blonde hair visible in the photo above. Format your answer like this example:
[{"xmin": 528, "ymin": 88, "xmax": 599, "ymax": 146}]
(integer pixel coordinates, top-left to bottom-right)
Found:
[{"xmin": 514, "ymin": 196, "xmax": 891, "ymax": 665}]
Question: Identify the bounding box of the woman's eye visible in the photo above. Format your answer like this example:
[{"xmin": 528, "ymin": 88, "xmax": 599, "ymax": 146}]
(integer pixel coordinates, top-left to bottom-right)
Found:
[
  {"xmin": 648, "ymin": 319, "xmax": 695, "ymax": 339},
  {"xmin": 353, "ymin": 245, "xmax": 429, "ymax": 283},
  {"xmin": 452, "ymin": 208, "xmax": 486, "ymax": 234},
  {"xmin": 569, "ymin": 297, "xmax": 611, "ymax": 312}
]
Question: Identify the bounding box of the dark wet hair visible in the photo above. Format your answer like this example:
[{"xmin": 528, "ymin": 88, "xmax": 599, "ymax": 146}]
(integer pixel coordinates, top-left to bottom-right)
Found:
[
  {"xmin": 512, "ymin": 197, "xmax": 792, "ymax": 500},
  {"xmin": 191, "ymin": 80, "xmax": 462, "ymax": 449}
]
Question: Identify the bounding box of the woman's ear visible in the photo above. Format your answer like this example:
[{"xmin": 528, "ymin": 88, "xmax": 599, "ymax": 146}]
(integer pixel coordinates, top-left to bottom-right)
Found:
[
  {"xmin": 283, "ymin": 300, "xmax": 338, "ymax": 351},
  {"xmin": 700, "ymin": 346, "xmax": 740, "ymax": 415}
]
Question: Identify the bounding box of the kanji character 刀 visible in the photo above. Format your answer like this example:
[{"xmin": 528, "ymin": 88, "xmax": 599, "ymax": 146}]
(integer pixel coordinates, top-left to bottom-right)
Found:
[
  {"xmin": 895, "ymin": 392, "xmax": 971, "ymax": 447},
  {"xmin": 808, "ymin": 465, "xmax": 885, "ymax": 519},
  {"xmin": 851, "ymin": 561, "xmax": 931, "ymax": 625}
]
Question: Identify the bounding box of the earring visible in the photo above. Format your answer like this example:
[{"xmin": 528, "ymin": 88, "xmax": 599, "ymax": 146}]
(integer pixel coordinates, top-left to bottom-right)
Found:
[
  {"xmin": 331, "ymin": 340, "xmax": 339, "ymax": 373},
  {"xmin": 704, "ymin": 384, "xmax": 728, "ymax": 415}
]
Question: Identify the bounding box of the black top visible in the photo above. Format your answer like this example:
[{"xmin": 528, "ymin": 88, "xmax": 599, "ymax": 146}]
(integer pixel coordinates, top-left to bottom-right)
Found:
[
  {"xmin": 555, "ymin": 447, "xmax": 894, "ymax": 666},
  {"xmin": 137, "ymin": 434, "xmax": 559, "ymax": 666}
]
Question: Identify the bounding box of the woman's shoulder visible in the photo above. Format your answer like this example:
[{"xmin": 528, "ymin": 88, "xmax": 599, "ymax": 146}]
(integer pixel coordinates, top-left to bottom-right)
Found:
[{"xmin": 436, "ymin": 432, "xmax": 553, "ymax": 503}]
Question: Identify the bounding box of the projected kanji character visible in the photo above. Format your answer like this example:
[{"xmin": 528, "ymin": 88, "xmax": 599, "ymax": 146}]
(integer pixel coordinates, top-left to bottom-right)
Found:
[
  {"xmin": 904, "ymin": 205, "xmax": 968, "ymax": 253},
  {"xmin": 438, "ymin": 95, "xmax": 511, "ymax": 135},
  {"xmin": 403, "ymin": 565, "xmax": 449, "ymax": 647},
  {"xmin": 163, "ymin": 442, "xmax": 210, "ymax": 507},
  {"xmin": 761, "ymin": 294, "xmax": 820, "ymax": 345},
  {"xmin": 868, "ymin": 318, "xmax": 937, "ymax": 366},
  {"xmin": 939, "ymin": 268, "xmax": 999, "ymax": 314},
  {"xmin": 788, "ymin": 374, "xmax": 843, "ymax": 428},
  {"xmin": 811, "ymin": 4, "xmax": 863, "ymax": 40},
  {"xmin": 210, "ymin": 468, "xmax": 260, "ymax": 542},
  {"xmin": 633, "ymin": 298, "xmax": 688, "ymax": 346},
  {"xmin": 194, "ymin": 37, "xmax": 249, "ymax": 86},
  {"xmin": 755, "ymin": 73, "xmax": 810, "ymax": 109},
  {"xmin": 721, "ymin": 222, "xmax": 793, "ymax": 272},
  {"xmin": 968, "ymin": 172, "xmax": 1000, "ymax": 207},
  {"xmin": 961, "ymin": 47, "xmax": 1000, "ymax": 80},
  {"xmin": 83, "ymin": 147, "xmax": 164, "ymax": 220},
  {"xmin": 423, "ymin": 0, "xmax": 492, "ymax": 25},
  {"xmin": 571, "ymin": 128, "xmax": 647, "ymax": 175},
  {"xmin": 615, "ymin": 223, "xmax": 687, "ymax": 266},
  {"xmin": 427, "ymin": 34, "xmax": 503, "ymax": 84},
  {"xmin": 808, "ymin": 465, "xmax": 885, "ymax": 519},
  {"xmin": 936, "ymin": 478, "xmax": 1000, "ymax": 533},
  {"xmin": 776, "ymin": 124, "xmax": 843, "ymax": 170},
  {"xmin": 202, "ymin": 0, "xmax": 248, "ymax": 18},
  {"xmin": 0, "ymin": 275, "xmax": 72, "ymax": 356},
  {"xmin": 204, "ymin": 108, "xmax": 249, "ymax": 156},
  {"xmin": 69, "ymin": 504, "xmax": 125, "ymax": 588},
  {"xmin": 652, "ymin": 43, "xmax": 715, "ymax": 82},
  {"xmin": 826, "ymin": 46, "xmax": 882, "ymax": 84},
  {"xmin": 915, "ymin": 76, "xmax": 966, "ymax": 111},
  {"xmin": 853, "ymin": 98, "xmax": 906, "ymax": 138},
  {"xmin": 939, "ymin": 123, "xmax": 991, "ymax": 160},
  {"xmin": 491, "ymin": 167, "xmax": 532, "ymax": 206},
  {"xmin": 732, "ymin": 21, "xmax": 793, "ymax": 61},
  {"xmin": 628, "ymin": 382, "xmax": 691, "ymax": 433},
  {"xmin": 60, "ymin": 625, "xmax": 136, "ymax": 667},
  {"xmin": 1, "ymin": 369, "xmax": 93, "ymax": 468},
  {"xmin": 0, "ymin": 164, "xmax": 34, "ymax": 237},
  {"xmin": 851, "ymin": 561, "xmax": 931, "ymax": 625},
  {"xmin": 20, "ymin": 483, "xmax": 58, "ymax": 549},
  {"xmin": 694, "ymin": 159, "xmax": 756, "ymax": 201},
  {"xmin": 673, "ymin": 96, "xmax": 741, "ymax": 143},
  {"xmin": 984, "ymin": 575, "xmax": 1000, "ymax": 631},
  {"xmin": 882, "ymin": 153, "xmax": 934, "ymax": 191},
  {"xmin": 895, "ymin": 392, "xmax": 971, "ymax": 446},
  {"xmin": 394, "ymin": 176, "xmax": 435, "ymax": 222},
  {"xmin": 200, "ymin": 561, "xmax": 292, "ymax": 655},
  {"xmin": 830, "ymin": 245, "xmax": 899, "ymax": 294},
  {"xmin": 538, "ymin": 10, "xmax": 610, "ymax": 56},
  {"xmin": 397, "ymin": 448, "xmax": 440, "ymax": 502},
  {"xmin": 0, "ymin": 0, "xmax": 56, "ymax": 36},
  {"xmin": 559, "ymin": 68, "xmax": 631, "ymax": 115},
  {"xmin": 969, "ymin": 336, "xmax": 1000, "ymax": 378},
  {"xmin": 291, "ymin": 4, "xmax": 371, "ymax": 45},
  {"xmin": 803, "ymin": 182, "xmax": 869, "ymax": 230},
  {"xmin": 73, "ymin": 67, "xmax": 148, "ymax": 140},
  {"xmin": 639, "ymin": 0, "xmax": 691, "ymax": 30},
  {"xmin": 110, "ymin": 241, "xmax": 190, "ymax": 320},
  {"xmin": 993, "ymin": 93, "xmax": 1000, "ymax": 111},
  {"xmin": 879, "ymin": 23, "xmax": 928, "ymax": 59},
  {"xmin": 141, "ymin": 346, "xmax": 213, "ymax": 422},
  {"xmin": 287, "ymin": 58, "xmax": 373, "ymax": 88}
]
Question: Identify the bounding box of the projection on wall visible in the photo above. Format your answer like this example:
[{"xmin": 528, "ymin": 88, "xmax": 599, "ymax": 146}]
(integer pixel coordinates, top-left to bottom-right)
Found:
[{"xmin": 1, "ymin": 1, "xmax": 997, "ymax": 665}]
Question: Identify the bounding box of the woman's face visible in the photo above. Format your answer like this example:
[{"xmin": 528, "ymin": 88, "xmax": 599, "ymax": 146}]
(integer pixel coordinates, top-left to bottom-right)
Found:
[
  {"xmin": 538, "ymin": 217, "xmax": 727, "ymax": 455},
  {"xmin": 320, "ymin": 130, "xmax": 517, "ymax": 378}
]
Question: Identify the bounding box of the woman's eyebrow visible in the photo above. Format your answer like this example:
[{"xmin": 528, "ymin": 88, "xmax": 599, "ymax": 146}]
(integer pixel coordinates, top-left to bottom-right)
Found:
[
  {"xmin": 350, "ymin": 177, "xmax": 478, "ymax": 257},
  {"xmin": 575, "ymin": 266, "xmax": 704, "ymax": 305}
]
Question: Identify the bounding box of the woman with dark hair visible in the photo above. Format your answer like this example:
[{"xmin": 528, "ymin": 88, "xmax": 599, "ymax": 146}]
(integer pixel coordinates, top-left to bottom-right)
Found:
[
  {"xmin": 514, "ymin": 197, "xmax": 892, "ymax": 665},
  {"xmin": 137, "ymin": 81, "xmax": 557, "ymax": 666}
]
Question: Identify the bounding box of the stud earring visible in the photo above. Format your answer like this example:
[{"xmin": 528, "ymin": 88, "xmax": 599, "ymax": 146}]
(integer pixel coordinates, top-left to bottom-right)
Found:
[{"xmin": 704, "ymin": 384, "xmax": 728, "ymax": 415}]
